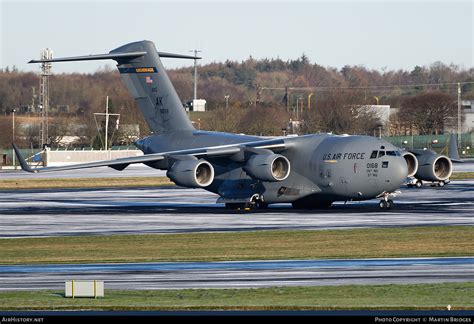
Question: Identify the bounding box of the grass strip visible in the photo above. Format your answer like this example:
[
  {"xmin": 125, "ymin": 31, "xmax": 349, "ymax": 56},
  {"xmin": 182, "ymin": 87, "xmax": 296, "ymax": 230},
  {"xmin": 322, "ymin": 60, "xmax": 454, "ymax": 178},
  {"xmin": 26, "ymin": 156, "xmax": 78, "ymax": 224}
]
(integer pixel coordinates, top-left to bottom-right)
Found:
[
  {"xmin": 0, "ymin": 226, "xmax": 472, "ymax": 265},
  {"xmin": 0, "ymin": 283, "xmax": 473, "ymax": 311},
  {"xmin": 0, "ymin": 176, "xmax": 174, "ymax": 190},
  {"xmin": 450, "ymin": 172, "xmax": 474, "ymax": 179}
]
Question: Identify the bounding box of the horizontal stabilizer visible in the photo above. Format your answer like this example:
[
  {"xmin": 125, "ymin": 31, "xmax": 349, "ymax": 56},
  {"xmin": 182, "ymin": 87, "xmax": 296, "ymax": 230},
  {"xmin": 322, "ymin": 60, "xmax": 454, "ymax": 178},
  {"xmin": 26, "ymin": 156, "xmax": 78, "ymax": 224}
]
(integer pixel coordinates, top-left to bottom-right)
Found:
[
  {"xmin": 29, "ymin": 51, "xmax": 200, "ymax": 64},
  {"xmin": 28, "ymin": 52, "xmax": 147, "ymax": 63},
  {"xmin": 157, "ymin": 52, "xmax": 201, "ymax": 60}
]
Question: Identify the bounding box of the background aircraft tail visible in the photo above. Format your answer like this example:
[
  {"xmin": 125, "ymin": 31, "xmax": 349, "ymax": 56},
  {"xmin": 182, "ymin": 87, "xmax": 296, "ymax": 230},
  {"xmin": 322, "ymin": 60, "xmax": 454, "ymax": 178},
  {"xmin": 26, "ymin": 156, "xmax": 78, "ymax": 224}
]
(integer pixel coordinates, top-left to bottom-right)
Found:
[{"xmin": 29, "ymin": 40, "xmax": 197, "ymax": 134}]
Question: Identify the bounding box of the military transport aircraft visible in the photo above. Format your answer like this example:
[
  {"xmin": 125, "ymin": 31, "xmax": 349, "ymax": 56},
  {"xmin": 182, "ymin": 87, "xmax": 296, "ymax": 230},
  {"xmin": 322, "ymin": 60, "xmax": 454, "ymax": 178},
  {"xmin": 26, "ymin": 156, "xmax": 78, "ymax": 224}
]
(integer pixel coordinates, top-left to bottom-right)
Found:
[{"xmin": 13, "ymin": 40, "xmax": 452, "ymax": 209}]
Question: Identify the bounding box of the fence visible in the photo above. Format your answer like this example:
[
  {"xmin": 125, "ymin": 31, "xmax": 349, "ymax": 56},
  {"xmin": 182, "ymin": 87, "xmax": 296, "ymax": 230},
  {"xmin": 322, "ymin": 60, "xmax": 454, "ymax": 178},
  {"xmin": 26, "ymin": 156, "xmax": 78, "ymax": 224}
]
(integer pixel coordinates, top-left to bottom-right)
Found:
[
  {"xmin": 0, "ymin": 146, "xmax": 142, "ymax": 168},
  {"xmin": 383, "ymin": 133, "xmax": 473, "ymax": 156}
]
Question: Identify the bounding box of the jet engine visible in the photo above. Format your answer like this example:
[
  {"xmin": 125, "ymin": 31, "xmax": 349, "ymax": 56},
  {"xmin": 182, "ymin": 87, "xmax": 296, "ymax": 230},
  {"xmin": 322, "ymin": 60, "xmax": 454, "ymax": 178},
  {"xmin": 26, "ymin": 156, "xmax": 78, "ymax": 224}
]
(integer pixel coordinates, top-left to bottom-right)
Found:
[
  {"xmin": 167, "ymin": 159, "xmax": 214, "ymax": 188},
  {"xmin": 402, "ymin": 152, "xmax": 418, "ymax": 177},
  {"xmin": 414, "ymin": 152, "xmax": 452, "ymax": 182},
  {"xmin": 243, "ymin": 154, "xmax": 290, "ymax": 182}
]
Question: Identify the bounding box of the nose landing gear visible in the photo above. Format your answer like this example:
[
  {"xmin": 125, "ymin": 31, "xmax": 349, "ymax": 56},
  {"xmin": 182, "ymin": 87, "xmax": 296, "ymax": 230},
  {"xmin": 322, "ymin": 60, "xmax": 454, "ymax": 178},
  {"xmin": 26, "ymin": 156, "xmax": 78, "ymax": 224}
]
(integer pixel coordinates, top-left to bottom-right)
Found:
[
  {"xmin": 377, "ymin": 191, "xmax": 401, "ymax": 210},
  {"xmin": 379, "ymin": 199, "xmax": 394, "ymax": 209}
]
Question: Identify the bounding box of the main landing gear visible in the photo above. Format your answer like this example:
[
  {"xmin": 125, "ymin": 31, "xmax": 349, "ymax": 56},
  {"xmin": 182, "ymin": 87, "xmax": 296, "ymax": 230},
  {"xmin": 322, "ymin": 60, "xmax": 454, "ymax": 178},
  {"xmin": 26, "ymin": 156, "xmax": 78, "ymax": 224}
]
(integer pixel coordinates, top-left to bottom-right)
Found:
[{"xmin": 224, "ymin": 194, "xmax": 267, "ymax": 211}]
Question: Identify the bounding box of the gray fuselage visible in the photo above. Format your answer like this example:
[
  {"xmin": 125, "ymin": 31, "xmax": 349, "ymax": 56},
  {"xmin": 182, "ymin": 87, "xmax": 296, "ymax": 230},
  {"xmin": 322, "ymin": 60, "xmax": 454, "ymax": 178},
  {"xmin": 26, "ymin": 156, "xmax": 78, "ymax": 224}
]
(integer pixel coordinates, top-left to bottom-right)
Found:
[{"xmin": 136, "ymin": 131, "xmax": 408, "ymax": 205}]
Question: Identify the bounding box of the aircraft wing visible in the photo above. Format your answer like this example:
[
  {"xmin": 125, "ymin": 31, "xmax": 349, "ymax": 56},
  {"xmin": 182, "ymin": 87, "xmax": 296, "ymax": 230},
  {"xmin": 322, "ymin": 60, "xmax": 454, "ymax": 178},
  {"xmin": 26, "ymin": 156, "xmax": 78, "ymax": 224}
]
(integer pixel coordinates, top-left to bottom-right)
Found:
[{"xmin": 12, "ymin": 138, "xmax": 287, "ymax": 173}]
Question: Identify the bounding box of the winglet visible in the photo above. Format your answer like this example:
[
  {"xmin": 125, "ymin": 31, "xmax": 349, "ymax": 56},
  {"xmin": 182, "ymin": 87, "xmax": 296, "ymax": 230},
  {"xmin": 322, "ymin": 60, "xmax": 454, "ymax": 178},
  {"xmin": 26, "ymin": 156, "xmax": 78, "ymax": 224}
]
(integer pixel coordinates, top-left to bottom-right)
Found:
[
  {"xmin": 12, "ymin": 143, "xmax": 35, "ymax": 173},
  {"xmin": 448, "ymin": 133, "xmax": 462, "ymax": 162}
]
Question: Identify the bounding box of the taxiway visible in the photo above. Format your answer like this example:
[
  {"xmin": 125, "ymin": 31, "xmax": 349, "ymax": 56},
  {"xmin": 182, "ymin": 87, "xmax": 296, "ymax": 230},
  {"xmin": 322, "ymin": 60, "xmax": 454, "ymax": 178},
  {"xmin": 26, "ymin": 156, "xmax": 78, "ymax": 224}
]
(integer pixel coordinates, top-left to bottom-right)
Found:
[{"xmin": 1, "ymin": 257, "xmax": 472, "ymax": 290}]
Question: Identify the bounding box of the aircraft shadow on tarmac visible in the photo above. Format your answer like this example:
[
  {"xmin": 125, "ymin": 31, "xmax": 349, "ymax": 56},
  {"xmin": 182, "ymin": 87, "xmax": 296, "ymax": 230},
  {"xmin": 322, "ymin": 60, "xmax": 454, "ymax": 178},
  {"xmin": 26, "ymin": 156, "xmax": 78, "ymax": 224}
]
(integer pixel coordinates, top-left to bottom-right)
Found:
[{"xmin": 2, "ymin": 199, "xmax": 470, "ymax": 216}]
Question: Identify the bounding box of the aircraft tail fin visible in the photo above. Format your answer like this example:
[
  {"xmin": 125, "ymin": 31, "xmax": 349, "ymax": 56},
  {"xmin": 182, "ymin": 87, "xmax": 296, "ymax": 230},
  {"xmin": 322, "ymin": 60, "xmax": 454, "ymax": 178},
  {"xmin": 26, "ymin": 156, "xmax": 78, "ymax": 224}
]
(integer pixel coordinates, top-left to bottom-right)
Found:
[{"xmin": 29, "ymin": 40, "xmax": 198, "ymax": 134}]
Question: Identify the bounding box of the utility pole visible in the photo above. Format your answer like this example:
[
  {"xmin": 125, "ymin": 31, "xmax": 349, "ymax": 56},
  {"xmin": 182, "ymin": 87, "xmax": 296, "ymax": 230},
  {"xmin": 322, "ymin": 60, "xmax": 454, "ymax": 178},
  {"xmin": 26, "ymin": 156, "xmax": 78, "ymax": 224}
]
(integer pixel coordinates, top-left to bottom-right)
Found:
[
  {"xmin": 11, "ymin": 109, "xmax": 16, "ymax": 169},
  {"xmin": 39, "ymin": 48, "xmax": 52, "ymax": 149},
  {"xmin": 225, "ymin": 95, "xmax": 230, "ymax": 109},
  {"xmin": 94, "ymin": 96, "xmax": 120, "ymax": 151},
  {"xmin": 189, "ymin": 49, "xmax": 202, "ymax": 100},
  {"xmin": 255, "ymin": 84, "xmax": 262, "ymax": 108},
  {"xmin": 457, "ymin": 82, "xmax": 461, "ymax": 148}
]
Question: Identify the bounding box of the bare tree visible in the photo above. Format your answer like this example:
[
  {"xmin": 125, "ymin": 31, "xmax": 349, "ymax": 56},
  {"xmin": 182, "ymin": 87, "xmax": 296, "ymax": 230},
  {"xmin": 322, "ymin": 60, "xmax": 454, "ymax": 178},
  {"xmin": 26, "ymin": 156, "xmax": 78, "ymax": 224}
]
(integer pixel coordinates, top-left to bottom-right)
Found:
[{"xmin": 400, "ymin": 91, "xmax": 457, "ymax": 135}]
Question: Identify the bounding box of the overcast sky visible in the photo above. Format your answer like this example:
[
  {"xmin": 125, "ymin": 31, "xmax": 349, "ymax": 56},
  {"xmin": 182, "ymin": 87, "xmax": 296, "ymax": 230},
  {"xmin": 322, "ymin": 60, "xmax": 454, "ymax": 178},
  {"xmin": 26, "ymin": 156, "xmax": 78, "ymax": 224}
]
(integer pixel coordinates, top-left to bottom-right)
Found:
[{"xmin": 1, "ymin": 0, "xmax": 472, "ymax": 73}]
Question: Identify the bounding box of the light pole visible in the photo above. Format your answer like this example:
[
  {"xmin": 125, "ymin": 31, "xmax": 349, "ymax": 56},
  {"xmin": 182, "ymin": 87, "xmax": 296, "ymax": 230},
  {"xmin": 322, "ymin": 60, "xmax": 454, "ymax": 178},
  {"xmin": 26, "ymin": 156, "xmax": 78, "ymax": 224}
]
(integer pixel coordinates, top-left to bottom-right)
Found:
[
  {"xmin": 11, "ymin": 108, "xmax": 16, "ymax": 169},
  {"xmin": 296, "ymin": 97, "xmax": 303, "ymax": 120},
  {"xmin": 225, "ymin": 95, "xmax": 230, "ymax": 109},
  {"xmin": 308, "ymin": 93, "xmax": 314, "ymax": 110},
  {"xmin": 457, "ymin": 82, "xmax": 461, "ymax": 148}
]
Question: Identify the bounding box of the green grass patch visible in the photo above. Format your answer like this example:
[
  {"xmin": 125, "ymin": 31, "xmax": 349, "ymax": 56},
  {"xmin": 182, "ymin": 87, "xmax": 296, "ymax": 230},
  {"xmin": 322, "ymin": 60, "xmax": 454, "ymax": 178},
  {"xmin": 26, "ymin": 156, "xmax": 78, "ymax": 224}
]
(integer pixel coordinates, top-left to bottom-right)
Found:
[
  {"xmin": 1, "ymin": 226, "xmax": 472, "ymax": 265},
  {"xmin": 450, "ymin": 172, "xmax": 474, "ymax": 180},
  {"xmin": 0, "ymin": 176, "xmax": 174, "ymax": 190},
  {"xmin": 0, "ymin": 283, "xmax": 473, "ymax": 311}
]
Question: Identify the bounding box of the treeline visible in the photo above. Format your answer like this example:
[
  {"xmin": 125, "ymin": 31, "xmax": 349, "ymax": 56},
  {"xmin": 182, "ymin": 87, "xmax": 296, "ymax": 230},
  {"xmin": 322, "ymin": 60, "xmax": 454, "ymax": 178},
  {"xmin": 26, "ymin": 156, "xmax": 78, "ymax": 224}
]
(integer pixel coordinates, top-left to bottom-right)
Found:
[
  {"xmin": 183, "ymin": 58, "xmax": 473, "ymax": 109},
  {"xmin": 0, "ymin": 58, "xmax": 472, "ymax": 148}
]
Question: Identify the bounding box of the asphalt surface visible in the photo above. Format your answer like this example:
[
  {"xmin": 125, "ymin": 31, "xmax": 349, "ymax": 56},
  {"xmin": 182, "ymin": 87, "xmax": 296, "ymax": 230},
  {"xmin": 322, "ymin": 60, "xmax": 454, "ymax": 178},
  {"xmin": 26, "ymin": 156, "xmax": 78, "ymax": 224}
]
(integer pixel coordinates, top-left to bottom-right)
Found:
[
  {"xmin": 0, "ymin": 165, "xmax": 472, "ymax": 291},
  {"xmin": 1, "ymin": 257, "xmax": 473, "ymax": 290},
  {"xmin": 0, "ymin": 180, "xmax": 472, "ymax": 238}
]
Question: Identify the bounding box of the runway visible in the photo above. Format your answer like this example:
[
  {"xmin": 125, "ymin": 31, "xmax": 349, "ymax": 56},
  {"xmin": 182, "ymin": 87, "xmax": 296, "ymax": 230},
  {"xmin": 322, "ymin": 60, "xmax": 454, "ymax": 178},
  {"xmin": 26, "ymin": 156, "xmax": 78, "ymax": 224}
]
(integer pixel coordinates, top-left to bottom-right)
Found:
[
  {"xmin": 0, "ymin": 180, "xmax": 472, "ymax": 238},
  {"xmin": 1, "ymin": 257, "xmax": 473, "ymax": 290}
]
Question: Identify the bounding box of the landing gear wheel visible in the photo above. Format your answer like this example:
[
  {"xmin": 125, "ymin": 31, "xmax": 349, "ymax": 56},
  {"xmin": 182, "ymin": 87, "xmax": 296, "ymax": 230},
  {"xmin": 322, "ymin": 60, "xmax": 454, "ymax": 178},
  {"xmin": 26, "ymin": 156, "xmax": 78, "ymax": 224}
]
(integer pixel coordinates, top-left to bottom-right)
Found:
[
  {"xmin": 438, "ymin": 181, "xmax": 445, "ymax": 187},
  {"xmin": 415, "ymin": 180, "xmax": 422, "ymax": 188},
  {"xmin": 257, "ymin": 201, "xmax": 269, "ymax": 209},
  {"xmin": 379, "ymin": 199, "xmax": 394, "ymax": 209},
  {"xmin": 386, "ymin": 199, "xmax": 394, "ymax": 209},
  {"xmin": 225, "ymin": 203, "xmax": 255, "ymax": 210}
]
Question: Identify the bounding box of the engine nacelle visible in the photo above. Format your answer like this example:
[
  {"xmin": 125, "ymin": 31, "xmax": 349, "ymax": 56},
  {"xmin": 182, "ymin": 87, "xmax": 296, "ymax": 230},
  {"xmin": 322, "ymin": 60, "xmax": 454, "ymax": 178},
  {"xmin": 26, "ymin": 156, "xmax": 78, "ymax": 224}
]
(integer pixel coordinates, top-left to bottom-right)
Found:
[
  {"xmin": 243, "ymin": 154, "xmax": 290, "ymax": 182},
  {"xmin": 414, "ymin": 152, "xmax": 452, "ymax": 181},
  {"xmin": 167, "ymin": 159, "xmax": 214, "ymax": 188},
  {"xmin": 402, "ymin": 152, "xmax": 418, "ymax": 177}
]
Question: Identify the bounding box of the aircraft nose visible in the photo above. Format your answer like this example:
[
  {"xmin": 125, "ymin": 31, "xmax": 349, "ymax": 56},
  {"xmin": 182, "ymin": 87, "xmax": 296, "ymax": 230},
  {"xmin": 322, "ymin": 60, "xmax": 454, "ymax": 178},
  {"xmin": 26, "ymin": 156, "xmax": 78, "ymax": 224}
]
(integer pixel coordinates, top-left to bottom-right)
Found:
[{"xmin": 393, "ymin": 156, "xmax": 409, "ymax": 187}]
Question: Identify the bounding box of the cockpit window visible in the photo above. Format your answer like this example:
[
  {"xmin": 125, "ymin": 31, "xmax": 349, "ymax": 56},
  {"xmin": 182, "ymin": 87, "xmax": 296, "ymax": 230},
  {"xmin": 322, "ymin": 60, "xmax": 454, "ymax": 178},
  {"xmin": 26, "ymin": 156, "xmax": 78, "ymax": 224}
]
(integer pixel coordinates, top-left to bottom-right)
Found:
[
  {"xmin": 378, "ymin": 151, "xmax": 385, "ymax": 158},
  {"xmin": 370, "ymin": 150, "xmax": 378, "ymax": 159},
  {"xmin": 386, "ymin": 151, "xmax": 396, "ymax": 156}
]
